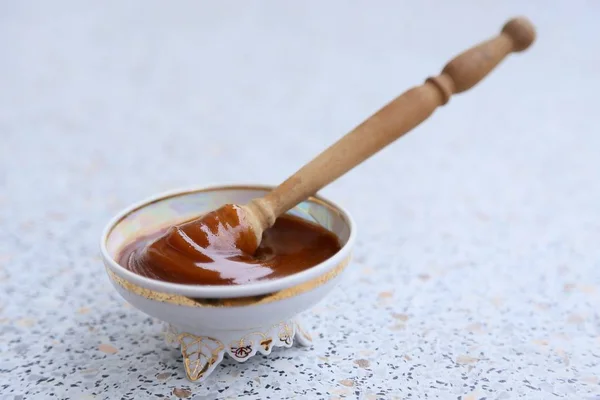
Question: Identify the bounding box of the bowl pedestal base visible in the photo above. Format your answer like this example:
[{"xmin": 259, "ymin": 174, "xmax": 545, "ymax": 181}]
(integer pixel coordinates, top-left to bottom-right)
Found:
[{"xmin": 164, "ymin": 320, "xmax": 313, "ymax": 382}]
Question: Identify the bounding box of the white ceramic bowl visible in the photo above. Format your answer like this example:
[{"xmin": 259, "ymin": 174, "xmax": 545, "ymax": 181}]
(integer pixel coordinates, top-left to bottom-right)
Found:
[{"xmin": 100, "ymin": 185, "xmax": 355, "ymax": 382}]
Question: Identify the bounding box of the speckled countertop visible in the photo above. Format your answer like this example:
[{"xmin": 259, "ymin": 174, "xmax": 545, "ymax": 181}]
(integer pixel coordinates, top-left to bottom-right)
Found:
[{"xmin": 1, "ymin": 2, "xmax": 599, "ymax": 399}]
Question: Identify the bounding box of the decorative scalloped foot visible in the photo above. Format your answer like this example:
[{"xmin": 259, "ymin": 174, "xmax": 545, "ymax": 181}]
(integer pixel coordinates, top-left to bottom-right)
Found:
[
  {"xmin": 294, "ymin": 321, "xmax": 313, "ymax": 347},
  {"xmin": 164, "ymin": 320, "xmax": 313, "ymax": 382}
]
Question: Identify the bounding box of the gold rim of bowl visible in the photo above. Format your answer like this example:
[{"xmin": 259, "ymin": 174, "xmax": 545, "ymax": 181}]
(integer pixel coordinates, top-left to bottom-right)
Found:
[{"xmin": 107, "ymin": 255, "xmax": 350, "ymax": 307}]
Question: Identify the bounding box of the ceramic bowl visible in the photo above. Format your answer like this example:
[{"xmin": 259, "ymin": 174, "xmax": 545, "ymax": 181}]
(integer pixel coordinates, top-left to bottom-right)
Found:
[{"xmin": 100, "ymin": 185, "xmax": 355, "ymax": 382}]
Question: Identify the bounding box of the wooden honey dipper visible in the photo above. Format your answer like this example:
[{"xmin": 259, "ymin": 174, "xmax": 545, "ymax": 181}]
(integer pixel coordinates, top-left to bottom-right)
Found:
[{"xmin": 163, "ymin": 17, "xmax": 536, "ymax": 257}]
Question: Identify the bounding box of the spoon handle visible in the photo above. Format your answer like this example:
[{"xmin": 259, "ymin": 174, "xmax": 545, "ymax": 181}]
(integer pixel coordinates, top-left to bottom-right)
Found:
[{"xmin": 258, "ymin": 17, "xmax": 535, "ymax": 221}]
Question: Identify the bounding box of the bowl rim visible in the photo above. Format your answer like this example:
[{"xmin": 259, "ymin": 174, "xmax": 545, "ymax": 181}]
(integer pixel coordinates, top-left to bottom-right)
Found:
[{"xmin": 100, "ymin": 184, "xmax": 356, "ymax": 298}]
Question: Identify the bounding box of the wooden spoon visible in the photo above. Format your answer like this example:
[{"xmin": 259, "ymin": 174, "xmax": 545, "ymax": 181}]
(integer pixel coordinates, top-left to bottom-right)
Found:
[{"xmin": 205, "ymin": 17, "xmax": 535, "ymax": 254}]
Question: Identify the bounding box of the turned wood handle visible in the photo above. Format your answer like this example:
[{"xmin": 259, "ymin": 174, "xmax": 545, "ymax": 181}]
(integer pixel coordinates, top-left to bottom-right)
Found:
[{"xmin": 258, "ymin": 17, "xmax": 535, "ymax": 220}]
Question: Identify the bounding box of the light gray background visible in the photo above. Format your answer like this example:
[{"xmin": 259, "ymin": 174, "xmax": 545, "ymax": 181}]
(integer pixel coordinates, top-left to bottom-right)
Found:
[{"xmin": 1, "ymin": 1, "xmax": 599, "ymax": 399}]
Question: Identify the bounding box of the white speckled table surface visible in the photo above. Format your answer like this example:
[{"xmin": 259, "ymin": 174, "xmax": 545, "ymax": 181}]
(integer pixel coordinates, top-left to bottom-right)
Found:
[{"xmin": 1, "ymin": 1, "xmax": 599, "ymax": 399}]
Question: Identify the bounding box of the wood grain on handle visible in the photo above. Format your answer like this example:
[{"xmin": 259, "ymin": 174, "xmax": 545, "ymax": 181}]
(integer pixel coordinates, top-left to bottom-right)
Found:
[{"xmin": 254, "ymin": 17, "xmax": 535, "ymax": 223}]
